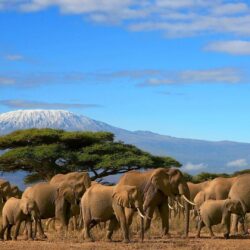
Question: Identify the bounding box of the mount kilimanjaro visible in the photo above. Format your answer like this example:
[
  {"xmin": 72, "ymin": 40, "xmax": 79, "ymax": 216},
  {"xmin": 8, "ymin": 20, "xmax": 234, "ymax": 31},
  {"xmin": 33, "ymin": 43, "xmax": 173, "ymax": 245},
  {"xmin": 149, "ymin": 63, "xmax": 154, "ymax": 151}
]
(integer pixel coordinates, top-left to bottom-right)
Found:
[{"xmin": 1, "ymin": 109, "xmax": 250, "ymax": 175}]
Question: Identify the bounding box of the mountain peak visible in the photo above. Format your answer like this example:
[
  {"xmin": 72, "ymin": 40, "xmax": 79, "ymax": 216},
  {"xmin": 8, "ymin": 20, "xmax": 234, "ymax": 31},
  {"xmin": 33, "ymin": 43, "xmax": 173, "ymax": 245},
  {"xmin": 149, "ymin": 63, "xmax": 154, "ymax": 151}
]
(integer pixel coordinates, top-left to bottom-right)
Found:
[{"xmin": 0, "ymin": 109, "xmax": 113, "ymax": 134}]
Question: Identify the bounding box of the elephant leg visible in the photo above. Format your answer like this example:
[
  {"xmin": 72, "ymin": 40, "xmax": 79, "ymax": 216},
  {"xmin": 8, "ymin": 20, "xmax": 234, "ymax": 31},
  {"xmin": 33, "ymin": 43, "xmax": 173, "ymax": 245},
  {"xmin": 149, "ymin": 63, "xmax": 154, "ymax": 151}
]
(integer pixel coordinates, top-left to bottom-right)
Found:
[
  {"xmin": 83, "ymin": 218, "xmax": 94, "ymax": 242},
  {"xmin": 231, "ymin": 214, "xmax": 238, "ymax": 235},
  {"xmin": 196, "ymin": 220, "xmax": 204, "ymax": 238},
  {"xmin": 7, "ymin": 225, "xmax": 13, "ymax": 240},
  {"xmin": 158, "ymin": 202, "xmax": 170, "ymax": 237},
  {"xmin": 113, "ymin": 204, "xmax": 129, "ymax": 243},
  {"xmin": 223, "ymin": 216, "xmax": 230, "ymax": 239},
  {"xmin": 73, "ymin": 216, "xmax": 78, "ymax": 230},
  {"xmin": 37, "ymin": 219, "xmax": 47, "ymax": 239},
  {"xmin": 106, "ymin": 217, "xmax": 118, "ymax": 241},
  {"xmin": 26, "ymin": 220, "xmax": 33, "ymax": 240},
  {"xmin": 13, "ymin": 220, "xmax": 22, "ymax": 240},
  {"xmin": 0, "ymin": 222, "xmax": 8, "ymax": 240},
  {"xmin": 208, "ymin": 225, "xmax": 216, "ymax": 239}
]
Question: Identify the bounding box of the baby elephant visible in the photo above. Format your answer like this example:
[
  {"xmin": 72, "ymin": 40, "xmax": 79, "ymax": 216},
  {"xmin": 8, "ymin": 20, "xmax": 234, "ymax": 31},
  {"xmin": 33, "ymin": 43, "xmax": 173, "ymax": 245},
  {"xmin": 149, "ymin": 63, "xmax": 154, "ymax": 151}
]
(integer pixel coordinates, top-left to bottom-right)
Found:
[
  {"xmin": 196, "ymin": 199, "xmax": 244, "ymax": 239},
  {"xmin": 0, "ymin": 197, "xmax": 39, "ymax": 241}
]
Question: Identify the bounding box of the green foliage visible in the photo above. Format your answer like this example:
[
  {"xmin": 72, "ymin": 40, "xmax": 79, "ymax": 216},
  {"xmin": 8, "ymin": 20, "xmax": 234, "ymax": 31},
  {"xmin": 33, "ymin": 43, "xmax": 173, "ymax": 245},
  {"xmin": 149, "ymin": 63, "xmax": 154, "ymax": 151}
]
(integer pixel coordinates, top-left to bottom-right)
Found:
[
  {"xmin": 0, "ymin": 129, "xmax": 180, "ymax": 183},
  {"xmin": 186, "ymin": 169, "xmax": 250, "ymax": 183}
]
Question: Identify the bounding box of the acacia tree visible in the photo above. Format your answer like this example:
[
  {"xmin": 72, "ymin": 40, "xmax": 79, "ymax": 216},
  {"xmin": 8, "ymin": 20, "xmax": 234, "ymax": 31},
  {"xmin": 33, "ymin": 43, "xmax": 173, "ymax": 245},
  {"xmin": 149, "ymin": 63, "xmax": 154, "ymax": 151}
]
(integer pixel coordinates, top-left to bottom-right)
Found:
[{"xmin": 0, "ymin": 128, "xmax": 181, "ymax": 183}]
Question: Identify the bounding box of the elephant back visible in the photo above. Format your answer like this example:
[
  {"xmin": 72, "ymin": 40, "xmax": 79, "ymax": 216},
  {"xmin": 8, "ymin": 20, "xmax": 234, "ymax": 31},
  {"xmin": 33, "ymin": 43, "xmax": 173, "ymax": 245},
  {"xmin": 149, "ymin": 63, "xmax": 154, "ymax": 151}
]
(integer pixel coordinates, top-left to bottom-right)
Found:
[{"xmin": 50, "ymin": 171, "xmax": 91, "ymax": 199}]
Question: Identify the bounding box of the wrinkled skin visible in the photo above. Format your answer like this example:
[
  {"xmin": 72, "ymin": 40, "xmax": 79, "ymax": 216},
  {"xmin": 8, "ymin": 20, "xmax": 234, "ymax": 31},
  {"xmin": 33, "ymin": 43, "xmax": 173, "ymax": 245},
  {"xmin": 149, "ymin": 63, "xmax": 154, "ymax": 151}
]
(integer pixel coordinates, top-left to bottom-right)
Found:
[
  {"xmin": 0, "ymin": 197, "xmax": 40, "ymax": 241},
  {"xmin": 81, "ymin": 183, "xmax": 145, "ymax": 243},
  {"xmin": 196, "ymin": 199, "xmax": 244, "ymax": 239},
  {"xmin": 22, "ymin": 183, "xmax": 77, "ymax": 239},
  {"xmin": 49, "ymin": 172, "xmax": 91, "ymax": 230},
  {"xmin": 229, "ymin": 174, "xmax": 250, "ymax": 234},
  {"xmin": 116, "ymin": 168, "xmax": 191, "ymax": 237}
]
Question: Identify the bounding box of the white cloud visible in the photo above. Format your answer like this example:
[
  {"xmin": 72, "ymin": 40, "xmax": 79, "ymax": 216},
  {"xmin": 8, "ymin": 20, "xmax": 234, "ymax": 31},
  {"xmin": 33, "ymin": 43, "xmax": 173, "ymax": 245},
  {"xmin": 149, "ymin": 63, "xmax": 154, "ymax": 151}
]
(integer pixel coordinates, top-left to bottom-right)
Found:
[
  {"xmin": 5, "ymin": 54, "xmax": 24, "ymax": 61},
  {"xmin": 0, "ymin": 67, "xmax": 246, "ymax": 87},
  {"xmin": 141, "ymin": 68, "xmax": 244, "ymax": 86},
  {"xmin": 0, "ymin": 99, "xmax": 101, "ymax": 109},
  {"xmin": 1, "ymin": 1, "xmax": 250, "ymax": 38},
  {"xmin": 226, "ymin": 158, "xmax": 248, "ymax": 167},
  {"xmin": 183, "ymin": 162, "xmax": 207, "ymax": 171},
  {"xmin": 0, "ymin": 77, "xmax": 16, "ymax": 85},
  {"xmin": 205, "ymin": 40, "xmax": 250, "ymax": 55}
]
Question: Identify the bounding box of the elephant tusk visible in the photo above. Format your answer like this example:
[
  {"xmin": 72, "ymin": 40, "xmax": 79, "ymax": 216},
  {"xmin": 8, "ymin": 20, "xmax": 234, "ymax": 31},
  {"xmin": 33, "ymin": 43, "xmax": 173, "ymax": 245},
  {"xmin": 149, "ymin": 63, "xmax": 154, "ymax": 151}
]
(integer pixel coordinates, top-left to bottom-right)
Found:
[
  {"xmin": 182, "ymin": 194, "xmax": 196, "ymax": 206},
  {"xmin": 168, "ymin": 203, "xmax": 174, "ymax": 210},
  {"xmin": 137, "ymin": 208, "xmax": 146, "ymax": 219},
  {"xmin": 177, "ymin": 201, "xmax": 184, "ymax": 208}
]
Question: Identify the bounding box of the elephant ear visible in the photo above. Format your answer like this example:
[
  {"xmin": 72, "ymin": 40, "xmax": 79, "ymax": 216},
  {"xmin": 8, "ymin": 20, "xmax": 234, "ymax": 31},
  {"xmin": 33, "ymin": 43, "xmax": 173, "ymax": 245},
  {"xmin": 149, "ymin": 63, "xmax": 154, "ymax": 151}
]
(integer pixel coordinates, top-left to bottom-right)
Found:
[
  {"xmin": 112, "ymin": 186, "xmax": 132, "ymax": 208},
  {"xmin": 150, "ymin": 168, "xmax": 172, "ymax": 197},
  {"xmin": 20, "ymin": 198, "xmax": 29, "ymax": 215}
]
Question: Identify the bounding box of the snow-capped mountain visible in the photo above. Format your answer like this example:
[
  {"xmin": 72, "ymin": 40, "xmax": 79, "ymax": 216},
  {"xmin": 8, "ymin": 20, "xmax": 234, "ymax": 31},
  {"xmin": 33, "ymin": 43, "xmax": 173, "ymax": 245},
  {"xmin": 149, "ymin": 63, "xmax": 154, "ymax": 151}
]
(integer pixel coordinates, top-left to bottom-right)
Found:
[
  {"xmin": 0, "ymin": 109, "xmax": 118, "ymax": 134},
  {"xmin": 1, "ymin": 109, "xmax": 250, "ymax": 175}
]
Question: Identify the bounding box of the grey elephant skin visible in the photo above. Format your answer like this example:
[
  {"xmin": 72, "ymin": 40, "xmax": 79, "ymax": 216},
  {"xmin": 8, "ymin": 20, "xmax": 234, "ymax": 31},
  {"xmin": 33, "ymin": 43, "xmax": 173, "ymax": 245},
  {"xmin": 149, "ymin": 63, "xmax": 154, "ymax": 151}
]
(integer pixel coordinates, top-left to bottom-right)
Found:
[
  {"xmin": 22, "ymin": 182, "xmax": 76, "ymax": 238},
  {"xmin": 115, "ymin": 168, "xmax": 192, "ymax": 237},
  {"xmin": 196, "ymin": 199, "xmax": 244, "ymax": 239},
  {"xmin": 81, "ymin": 183, "xmax": 145, "ymax": 243},
  {"xmin": 0, "ymin": 197, "xmax": 39, "ymax": 241}
]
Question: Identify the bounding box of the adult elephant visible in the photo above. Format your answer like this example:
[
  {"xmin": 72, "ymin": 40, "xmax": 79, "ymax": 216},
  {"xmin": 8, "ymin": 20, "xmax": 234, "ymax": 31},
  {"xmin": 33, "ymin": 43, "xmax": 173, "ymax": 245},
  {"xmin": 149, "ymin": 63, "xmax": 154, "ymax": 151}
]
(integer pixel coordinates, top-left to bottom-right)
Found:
[
  {"xmin": 82, "ymin": 183, "xmax": 145, "ymax": 243},
  {"xmin": 0, "ymin": 179, "xmax": 11, "ymax": 203},
  {"xmin": 9, "ymin": 185, "xmax": 22, "ymax": 198},
  {"xmin": 116, "ymin": 168, "xmax": 194, "ymax": 237},
  {"xmin": 187, "ymin": 181, "xmax": 211, "ymax": 202},
  {"xmin": 22, "ymin": 182, "xmax": 77, "ymax": 238},
  {"xmin": 49, "ymin": 171, "xmax": 91, "ymax": 229},
  {"xmin": 192, "ymin": 176, "xmax": 238, "ymax": 210},
  {"xmin": 229, "ymin": 174, "xmax": 250, "ymax": 232},
  {"xmin": 50, "ymin": 171, "xmax": 91, "ymax": 200}
]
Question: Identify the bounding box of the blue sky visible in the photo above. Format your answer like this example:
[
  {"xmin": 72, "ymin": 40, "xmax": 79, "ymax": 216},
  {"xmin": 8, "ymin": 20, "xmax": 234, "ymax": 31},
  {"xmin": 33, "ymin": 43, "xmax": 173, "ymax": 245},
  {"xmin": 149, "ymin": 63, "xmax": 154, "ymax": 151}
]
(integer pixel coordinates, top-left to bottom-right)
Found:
[{"xmin": 1, "ymin": 0, "xmax": 250, "ymax": 142}]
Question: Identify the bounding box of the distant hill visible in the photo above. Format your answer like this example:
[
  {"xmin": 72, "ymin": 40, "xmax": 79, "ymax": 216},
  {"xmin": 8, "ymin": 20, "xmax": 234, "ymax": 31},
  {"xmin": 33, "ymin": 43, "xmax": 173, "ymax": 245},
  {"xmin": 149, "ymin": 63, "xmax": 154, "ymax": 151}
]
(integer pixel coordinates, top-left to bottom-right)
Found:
[{"xmin": 1, "ymin": 109, "xmax": 250, "ymax": 177}]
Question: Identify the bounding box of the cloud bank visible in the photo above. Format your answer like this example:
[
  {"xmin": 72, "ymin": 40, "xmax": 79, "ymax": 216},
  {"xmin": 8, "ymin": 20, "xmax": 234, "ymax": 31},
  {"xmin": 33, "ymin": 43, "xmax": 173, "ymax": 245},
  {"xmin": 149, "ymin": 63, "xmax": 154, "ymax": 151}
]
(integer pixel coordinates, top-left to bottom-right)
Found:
[
  {"xmin": 1, "ymin": 1, "xmax": 250, "ymax": 38},
  {"xmin": 0, "ymin": 99, "xmax": 101, "ymax": 109}
]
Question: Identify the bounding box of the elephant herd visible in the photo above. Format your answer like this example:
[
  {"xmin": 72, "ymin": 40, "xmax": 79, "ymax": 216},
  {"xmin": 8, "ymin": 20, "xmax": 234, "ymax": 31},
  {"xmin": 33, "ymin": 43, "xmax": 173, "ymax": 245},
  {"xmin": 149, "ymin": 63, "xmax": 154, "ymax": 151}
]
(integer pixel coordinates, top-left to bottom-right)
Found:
[{"xmin": 0, "ymin": 168, "xmax": 250, "ymax": 244}]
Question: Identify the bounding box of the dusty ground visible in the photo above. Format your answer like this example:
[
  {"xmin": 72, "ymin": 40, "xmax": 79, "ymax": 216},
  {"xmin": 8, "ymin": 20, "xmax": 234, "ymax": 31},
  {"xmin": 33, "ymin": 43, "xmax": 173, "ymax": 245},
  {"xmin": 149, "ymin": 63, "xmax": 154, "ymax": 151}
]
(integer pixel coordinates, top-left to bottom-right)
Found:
[
  {"xmin": 1, "ymin": 216, "xmax": 250, "ymax": 249},
  {"xmin": 1, "ymin": 233, "xmax": 250, "ymax": 250}
]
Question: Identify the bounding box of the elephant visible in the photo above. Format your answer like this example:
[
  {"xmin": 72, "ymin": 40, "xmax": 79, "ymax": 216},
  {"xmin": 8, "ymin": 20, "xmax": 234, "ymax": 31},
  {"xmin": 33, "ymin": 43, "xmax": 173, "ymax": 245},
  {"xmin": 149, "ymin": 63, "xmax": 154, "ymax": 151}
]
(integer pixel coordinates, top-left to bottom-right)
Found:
[
  {"xmin": 115, "ymin": 168, "xmax": 194, "ymax": 238},
  {"xmin": 0, "ymin": 197, "xmax": 40, "ymax": 241},
  {"xmin": 22, "ymin": 182, "xmax": 77, "ymax": 238},
  {"xmin": 196, "ymin": 199, "xmax": 244, "ymax": 239},
  {"xmin": 50, "ymin": 171, "xmax": 91, "ymax": 200},
  {"xmin": 48, "ymin": 171, "xmax": 91, "ymax": 230},
  {"xmin": 9, "ymin": 185, "xmax": 22, "ymax": 198},
  {"xmin": 229, "ymin": 174, "xmax": 250, "ymax": 233},
  {"xmin": 0, "ymin": 178, "xmax": 11, "ymax": 203},
  {"xmin": 187, "ymin": 181, "xmax": 211, "ymax": 202},
  {"xmin": 81, "ymin": 182, "xmax": 145, "ymax": 243},
  {"xmin": 192, "ymin": 176, "xmax": 244, "ymax": 234}
]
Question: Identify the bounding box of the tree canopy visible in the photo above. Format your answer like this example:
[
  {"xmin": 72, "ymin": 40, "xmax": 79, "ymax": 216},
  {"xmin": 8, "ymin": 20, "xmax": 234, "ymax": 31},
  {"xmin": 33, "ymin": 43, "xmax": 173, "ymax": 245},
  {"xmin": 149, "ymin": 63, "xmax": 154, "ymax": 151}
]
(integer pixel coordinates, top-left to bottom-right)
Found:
[{"xmin": 0, "ymin": 128, "xmax": 181, "ymax": 183}]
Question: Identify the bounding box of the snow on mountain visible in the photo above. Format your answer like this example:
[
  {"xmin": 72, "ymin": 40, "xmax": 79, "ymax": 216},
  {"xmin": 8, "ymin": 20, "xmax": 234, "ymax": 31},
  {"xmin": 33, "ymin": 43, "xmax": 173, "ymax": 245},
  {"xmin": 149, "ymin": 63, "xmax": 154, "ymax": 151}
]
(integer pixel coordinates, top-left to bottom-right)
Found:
[{"xmin": 0, "ymin": 109, "xmax": 118, "ymax": 134}]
